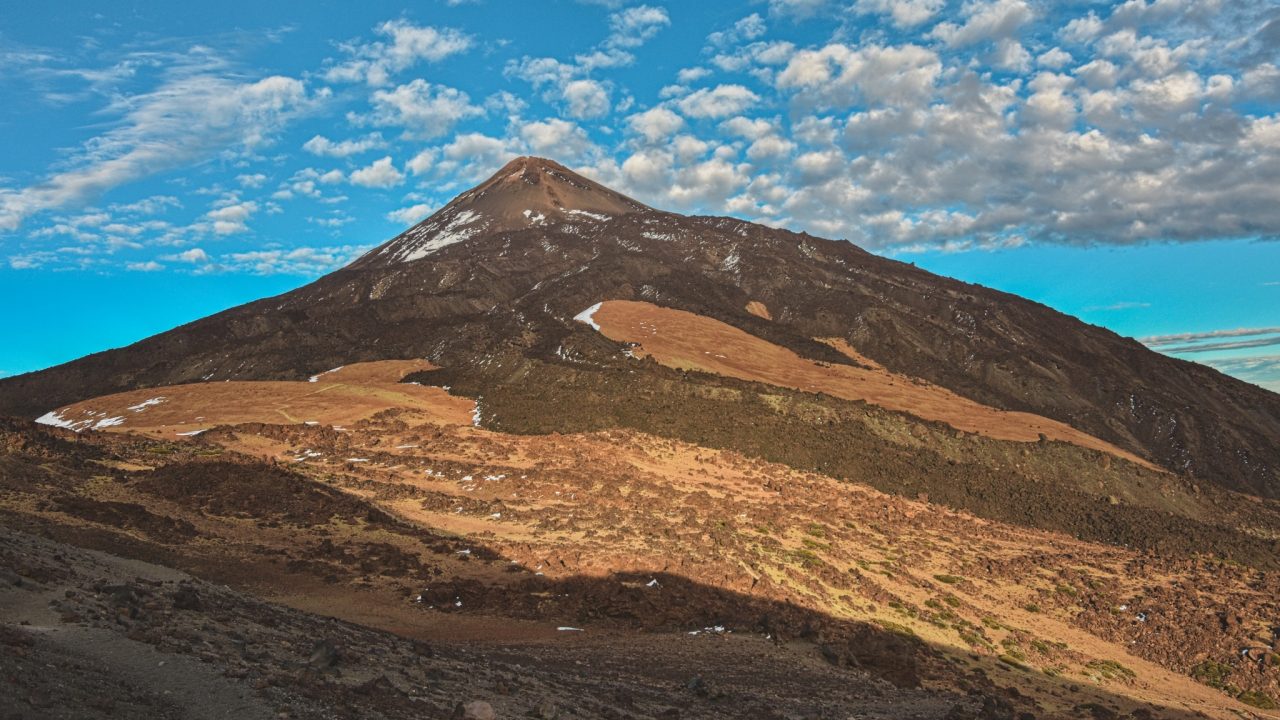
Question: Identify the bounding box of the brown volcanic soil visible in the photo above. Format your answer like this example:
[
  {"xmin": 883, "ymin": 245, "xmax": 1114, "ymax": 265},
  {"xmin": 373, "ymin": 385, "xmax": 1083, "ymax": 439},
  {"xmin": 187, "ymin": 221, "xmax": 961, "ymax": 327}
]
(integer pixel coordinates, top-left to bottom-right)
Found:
[
  {"xmin": 585, "ymin": 299, "xmax": 1153, "ymax": 467},
  {"xmin": 3, "ymin": 392, "xmax": 1280, "ymax": 717},
  {"xmin": 35, "ymin": 359, "xmax": 472, "ymax": 438},
  {"xmin": 0, "ymin": 158, "xmax": 1276, "ymax": 499}
]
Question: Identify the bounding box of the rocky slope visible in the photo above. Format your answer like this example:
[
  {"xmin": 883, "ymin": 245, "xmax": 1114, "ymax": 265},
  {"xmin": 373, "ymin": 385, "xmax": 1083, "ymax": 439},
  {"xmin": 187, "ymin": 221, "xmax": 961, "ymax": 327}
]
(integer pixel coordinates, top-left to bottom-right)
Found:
[
  {"xmin": 1, "ymin": 157, "xmax": 1276, "ymax": 498},
  {"xmin": 4, "ymin": 402, "xmax": 1278, "ymax": 718}
]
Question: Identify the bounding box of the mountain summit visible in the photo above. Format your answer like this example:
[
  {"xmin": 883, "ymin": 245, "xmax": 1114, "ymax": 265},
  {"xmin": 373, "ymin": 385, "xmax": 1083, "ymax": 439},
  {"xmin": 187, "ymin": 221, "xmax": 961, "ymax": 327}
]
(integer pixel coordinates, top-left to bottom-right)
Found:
[
  {"xmin": 360, "ymin": 157, "xmax": 651, "ymax": 266},
  {"xmin": 1, "ymin": 156, "xmax": 1278, "ymax": 499}
]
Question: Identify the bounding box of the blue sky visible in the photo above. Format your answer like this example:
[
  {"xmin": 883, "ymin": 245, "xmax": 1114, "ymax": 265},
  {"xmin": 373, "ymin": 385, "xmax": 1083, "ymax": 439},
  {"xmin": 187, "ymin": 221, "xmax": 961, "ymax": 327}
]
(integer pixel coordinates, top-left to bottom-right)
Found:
[{"xmin": 1, "ymin": 0, "xmax": 1277, "ymax": 391}]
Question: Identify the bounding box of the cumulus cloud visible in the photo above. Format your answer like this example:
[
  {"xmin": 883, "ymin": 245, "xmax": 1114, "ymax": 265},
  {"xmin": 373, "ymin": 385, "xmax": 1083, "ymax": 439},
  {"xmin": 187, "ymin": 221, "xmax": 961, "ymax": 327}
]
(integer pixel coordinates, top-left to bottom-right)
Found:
[
  {"xmin": 708, "ymin": 14, "xmax": 767, "ymax": 48},
  {"xmin": 406, "ymin": 148, "xmax": 438, "ymax": 176},
  {"xmin": 776, "ymin": 43, "xmax": 941, "ymax": 109},
  {"xmin": 606, "ymin": 5, "xmax": 670, "ymax": 48},
  {"xmin": 165, "ymin": 247, "xmax": 210, "ymax": 263},
  {"xmin": 302, "ymin": 133, "xmax": 385, "ymax": 157},
  {"xmin": 520, "ymin": 119, "xmax": 597, "ymax": 161},
  {"xmin": 204, "ymin": 199, "xmax": 258, "ymax": 235},
  {"xmin": 766, "ymin": 0, "xmax": 831, "ymax": 20},
  {"xmin": 562, "ymin": 79, "xmax": 611, "ymax": 119},
  {"xmin": 387, "ymin": 203, "xmax": 435, "ymax": 225},
  {"xmin": 433, "ymin": 133, "xmax": 521, "ymax": 184},
  {"xmin": 324, "ymin": 21, "xmax": 472, "ymax": 86},
  {"xmin": 360, "ymin": 79, "xmax": 483, "ymax": 139},
  {"xmin": 676, "ymin": 84, "xmax": 760, "ymax": 118},
  {"xmin": 628, "ymin": 106, "xmax": 685, "ymax": 142},
  {"xmin": 216, "ymin": 245, "xmax": 372, "ymax": 275},
  {"xmin": 930, "ymin": 0, "xmax": 1034, "ymax": 48},
  {"xmin": 853, "ymin": 0, "xmax": 946, "ymax": 28},
  {"xmin": 349, "ymin": 156, "xmax": 405, "ymax": 188},
  {"xmin": 503, "ymin": 3, "xmax": 668, "ymax": 122}
]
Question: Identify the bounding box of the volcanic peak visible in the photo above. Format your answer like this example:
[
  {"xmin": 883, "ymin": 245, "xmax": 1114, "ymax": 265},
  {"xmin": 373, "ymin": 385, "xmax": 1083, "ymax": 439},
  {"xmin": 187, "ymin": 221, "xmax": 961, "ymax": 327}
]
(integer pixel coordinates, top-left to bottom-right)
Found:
[{"xmin": 363, "ymin": 156, "xmax": 651, "ymax": 266}]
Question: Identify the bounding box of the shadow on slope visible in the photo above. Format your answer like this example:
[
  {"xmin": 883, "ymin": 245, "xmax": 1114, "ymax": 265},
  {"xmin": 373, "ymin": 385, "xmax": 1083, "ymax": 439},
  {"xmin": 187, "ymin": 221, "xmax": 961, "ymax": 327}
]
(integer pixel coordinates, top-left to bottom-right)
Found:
[{"xmin": 0, "ymin": 418, "xmax": 1254, "ymax": 719}]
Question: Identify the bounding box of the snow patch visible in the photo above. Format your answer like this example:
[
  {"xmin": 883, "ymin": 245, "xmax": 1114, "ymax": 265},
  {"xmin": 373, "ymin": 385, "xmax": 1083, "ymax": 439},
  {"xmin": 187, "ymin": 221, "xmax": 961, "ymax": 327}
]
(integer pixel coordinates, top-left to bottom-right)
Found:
[
  {"xmin": 127, "ymin": 397, "xmax": 167, "ymax": 412},
  {"xmin": 309, "ymin": 366, "xmax": 344, "ymax": 383},
  {"xmin": 35, "ymin": 410, "xmax": 83, "ymax": 431},
  {"xmin": 176, "ymin": 429, "xmax": 207, "ymax": 437},
  {"xmin": 565, "ymin": 209, "xmax": 609, "ymax": 222},
  {"xmin": 574, "ymin": 302, "xmax": 603, "ymax": 330},
  {"xmin": 398, "ymin": 209, "xmax": 485, "ymax": 262}
]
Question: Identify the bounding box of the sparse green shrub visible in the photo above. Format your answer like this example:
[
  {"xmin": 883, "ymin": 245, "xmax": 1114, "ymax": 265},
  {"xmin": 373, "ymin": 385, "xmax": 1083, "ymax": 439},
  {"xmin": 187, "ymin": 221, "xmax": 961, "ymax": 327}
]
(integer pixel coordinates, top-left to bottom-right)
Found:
[
  {"xmin": 998, "ymin": 655, "xmax": 1028, "ymax": 671},
  {"xmin": 934, "ymin": 574, "xmax": 963, "ymax": 584},
  {"xmin": 1085, "ymin": 659, "xmax": 1135, "ymax": 681},
  {"xmin": 1191, "ymin": 660, "xmax": 1232, "ymax": 690},
  {"xmin": 878, "ymin": 621, "xmax": 916, "ymax": 638},
  {"xmin": 1236, "ymin": 691, "xmax": 1278, "ymax": 710}
]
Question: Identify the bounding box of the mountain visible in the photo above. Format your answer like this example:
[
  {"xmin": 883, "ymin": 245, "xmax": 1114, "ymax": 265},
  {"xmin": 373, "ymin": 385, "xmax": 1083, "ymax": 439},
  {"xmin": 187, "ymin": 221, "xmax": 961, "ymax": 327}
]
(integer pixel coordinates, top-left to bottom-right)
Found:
[
  {"xmin": 5, "ymin": 156, "xmax": 1280, "ymax": 718},
  {"xmin": 2, "ymin": 156, "xmax": 1277, "ymax": 496}
]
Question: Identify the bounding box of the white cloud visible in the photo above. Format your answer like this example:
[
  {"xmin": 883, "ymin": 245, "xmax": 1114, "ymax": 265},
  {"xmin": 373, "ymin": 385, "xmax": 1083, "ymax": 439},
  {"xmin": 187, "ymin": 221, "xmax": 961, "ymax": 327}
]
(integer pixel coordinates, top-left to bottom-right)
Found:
[
  {"xmin": 1037, "ymin": 47, "xmax": 1073, "ymax": 69},
  {"xmin": 235, "ymin": 173, "xmax": 268, "ymax": 188},
  {"xmin": 126, "ymin": 260, "xmax": 163, "ymax": 272},
  {"xmin": 308, "ymin": 213, "xmax": 354, "ymax": 228},
  {"xmin": 676, "ymin": 84, "xmax": 760, "ymax": 118},
  {"xmin": 1061, "ymin": 12, "xmax": 1104, "ymax": 44},
  {"xmin": 708, "ymin": 14, "xmax": 767, "ymax": 48},
  {"xmin": 164, "ymin": 248, "xmax": 210, "ymax": 263},
  {"xmin": 606, "ymin": 5, "xmax": 670, "ymax": 48},
  {"xmin": 110, "ymin": 195, "xmax": 181, "ymax": 215},
  {"xmin": 628, "ymin": 106, "xmax": 685, "ymax": 142},
  {"xmin": 766, "ymin": 0, "xmax": 831, "ymax": 19},
  {"xmin": 302, "ymin": 133, "xmax": 385, "ymax": 157},
  {"xmin": 776, "ymin": 44, "xmax": 941, "ymax": 109},
  {"xmin": 217, "ymin": 245, "xmax": 372, "ymax": 275},
  {"xmin": 747, "ymin": 135, "xmax": 796, "ymax": 160},
  {"xmin": 349, "ymin": 156, "xmax": 405, "ymax": 188},
  {"xmin": 930, "ymin": 0, "xmax": 1034, "ymax": 48},
  {"xmin": 0, "ymin": 69, "xmax": 312, "ymax": 231},
  {"xmin": 387, "ymin": 203, "xmax": 435, "ymax": 225},
  {"xmin": 204, "ymin": 199, "xmax": 258, "ymax": 235},
  {"xmin": 991, "ymin": 39, "xmax": 1032, "ymax": 72},
  {"xmin": 562, "ymin": 79, "xmax": 611, "ymax": 119},
  {"xmin": 853, "ymin": 0, "xmax": 946, "ymax": 28},
  {"xmin": 361, "ymin": 79, "xmax": 484, "ymax": 139},
  {"xmin": 434, "ymin": 133, "xmax": 520, "ymax": 184},
  {"xmin": 324, "ymin": 21, "xmax": 472, "ymax": 86},
  {"xmin": 676, "ymin": 67, "xmax": 712, "ymax": 84},
  {"xmin": 406, "ymin": 148, "xmax": 439, "ymax": 176},
  {"xmin": 520, "ymin": 118, "xmax": 596, "ymax": 160}
]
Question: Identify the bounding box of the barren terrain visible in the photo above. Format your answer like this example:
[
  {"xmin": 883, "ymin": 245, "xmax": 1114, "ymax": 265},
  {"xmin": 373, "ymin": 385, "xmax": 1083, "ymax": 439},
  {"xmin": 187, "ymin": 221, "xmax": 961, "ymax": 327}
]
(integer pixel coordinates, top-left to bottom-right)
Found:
[{"xmin": 4, "ymin": 359, "xmax": 1279, "ymax": 717}]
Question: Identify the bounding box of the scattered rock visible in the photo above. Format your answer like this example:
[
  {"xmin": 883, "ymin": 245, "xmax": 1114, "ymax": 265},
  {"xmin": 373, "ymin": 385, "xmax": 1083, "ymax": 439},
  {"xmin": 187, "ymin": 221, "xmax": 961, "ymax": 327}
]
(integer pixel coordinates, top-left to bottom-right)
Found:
[
  {"xmin": 306, "ymin": 640, "xmax": 340, "ymax": 670},
  {"xmin": 455, "ymin": 700, "xmax": 496, "ymax": 720},
  {"xmin": 172, "ymin": 585, "xmax": 203, "ymax": 611}
]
